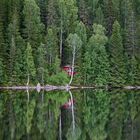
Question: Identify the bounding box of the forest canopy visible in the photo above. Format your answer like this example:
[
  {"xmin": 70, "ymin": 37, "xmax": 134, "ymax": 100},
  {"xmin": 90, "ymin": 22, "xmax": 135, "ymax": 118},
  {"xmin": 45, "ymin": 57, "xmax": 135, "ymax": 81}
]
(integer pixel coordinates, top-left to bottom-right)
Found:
[{"xmin": 0, "ymin": 0, "xmax": 140, "ymax": 86}]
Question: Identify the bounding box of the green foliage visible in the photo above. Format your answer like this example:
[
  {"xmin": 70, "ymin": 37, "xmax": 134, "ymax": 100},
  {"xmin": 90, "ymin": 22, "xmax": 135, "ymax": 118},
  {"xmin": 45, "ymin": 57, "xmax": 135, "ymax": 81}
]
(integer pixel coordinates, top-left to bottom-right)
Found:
[
  {"xmin": 58, "ymin": 0, "xmax": 78, "ymax": 32},
  {"xmin": 107, "ymin": 92, "xmax": 127, "ymax": 140},
  {"xmin": 47, "ymin": 0, "xmax": 58, "ymax": 27},
  {"xmin": 81, "ymin": 90, "xmax": 110, "ymax": 140},
  {"xmin": 23, "ymin": 0, "xmax": 44, "ymax": 50},
  {"xmin": 24, "ymin": 43, "xmax": 36, "ymax": 80},
  {"xmin": 36, "ymin": 101, "xmax": 46, "ymax": 134},
  {"xmin": 0, "ymin": 1, "xmax": 140, "ymax": 140},
  {"xmin": 83, "ymin": 24, "xmax": 110, "ymax": 86},
  {"xmin": 95, "ymin": 6, "xmax": 105, "ymax": 25},
  {"xmin": 78, "ymin": 0, "xmax": 89, "ymax": 25},
  {"xmin": 0, "ymin": 58, "xmax": 5, "ymax": 84},
  {"xmin": 75, "ymin": 21, "xmax": 87, "ymax": 47},
  {"xmin": 103, "ymin": 0, "xmax": 116, "ymax": 36},
  {"xmin": 36, "ymin": 43, "xmax": 48, "ymax": 83},
  {"xmin": 49, "ymin": 71, "xmax": 69, "ymax": 85},
  {"xmin": 45, "ymin": 28, "xmax": 58, "ymax": 67},
  {"xmin": 13, "ymin": 94, "xmax": 27, "ymax": 139},
  {"xmin": 67, "ymin": 33, "xmax": 82, "ymax": 53},
  {"xmin": 0, "ymin": 90, "xmax": 140, "ymax": 139},
  {"xmin": 128, "ymin": 56, "xmax": 140, "ymax": 84},
  {"xmin": 66, "ymin": 125, "xmax": 81, "ymax": 140},
  {"xmin": 109, "ymin": 20, "xmax": 126, "ymax": 85},
  {"xmin": 51, "ymin": 56, "xmax": 61, "ymax": 74},
  {"xmin": 0, "ymin": 0, "xmax": 139, "ymax": 86},
  {"xmin": 26, "ymin": 99, "xmax": 36, "ymax": 133}
]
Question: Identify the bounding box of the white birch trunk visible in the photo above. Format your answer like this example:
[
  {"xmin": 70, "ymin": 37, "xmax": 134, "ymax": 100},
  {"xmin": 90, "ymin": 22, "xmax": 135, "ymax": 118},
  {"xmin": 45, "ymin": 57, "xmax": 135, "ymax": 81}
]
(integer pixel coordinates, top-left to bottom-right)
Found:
[{"xmin": 69, "ymin": 45, "xmax": 76, "ymax": 85}]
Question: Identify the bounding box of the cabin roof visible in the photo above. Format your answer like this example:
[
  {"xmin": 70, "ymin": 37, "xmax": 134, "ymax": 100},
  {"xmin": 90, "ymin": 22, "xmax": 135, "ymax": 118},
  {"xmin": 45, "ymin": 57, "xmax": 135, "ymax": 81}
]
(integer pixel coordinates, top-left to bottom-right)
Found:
[{"xmin": 63, "ymin": 65, "xmax": 71, "ymax": 68}]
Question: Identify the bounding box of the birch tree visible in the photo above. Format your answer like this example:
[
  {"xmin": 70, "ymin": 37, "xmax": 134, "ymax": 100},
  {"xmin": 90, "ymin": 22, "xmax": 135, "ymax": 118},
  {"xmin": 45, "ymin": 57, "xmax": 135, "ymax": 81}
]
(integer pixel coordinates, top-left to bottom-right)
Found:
[{"xmin": 67, "ymin": 33, "xmax": 82, "ymax": 85}]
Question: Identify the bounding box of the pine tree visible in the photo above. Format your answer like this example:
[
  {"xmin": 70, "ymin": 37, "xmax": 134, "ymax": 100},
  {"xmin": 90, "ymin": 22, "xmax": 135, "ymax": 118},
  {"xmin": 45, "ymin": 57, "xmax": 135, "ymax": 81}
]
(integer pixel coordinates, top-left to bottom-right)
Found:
[
  {"xmin": 36, "ymin": 43, "xmax": 48, "ymax": 83},
  {"xmin": 84, "ymin": 24, "xmax": 110, "ymax": 86},
  {"xmin": 123, "ymin": 0, "xmax": 136, "ymax": 59},
  {"xmin": 75, "ymin": 21, "xmax": 87, "ymax": 82},
  {"xmin": 0, "ymin": 58, "xmax": 5, "ymax": 84},
  {"xmin": 95, "ymin": 6, "xmax": 105, "ymax": 25},
  {"xmin": 86, "ymin": 0, "xmax": 99, "ymax": 24},
  {"xmin": 109, "ymin": 20, "xmax": 126, "ymax": 85},
  {"xmin": 36, "ymin": 0, "xmax": 47, "ymax": 27},
  {"xmin": 24, "ymin": 42, "xmax": 36, "ymax": 81},
  {"xmin": 23, "ymin": 0, "xmax": 44, "ymax": 52},
  {"xmin": 122, "ymin": 0, "xmax": 138, "ymax": 84},
  {"xmin": 128, "ymin": 56, "xmax": 140, "ymax": 85},
  {"xmin": 7, "ymin": 11, "xmax": 25, "ymax": 83},
  {"xmin": 103, "ymin": 0, "xmax": 115, "ymax": 36},
  {"xmin": 47, "ymin": 0, "xmax": 58, "ymax": 28},
  {"xmin": 0, "ymin": 0, "xmax": 11, "ymax": 64},
  {"xmin": 78, "ymin": 0, "xmax": 89, "ymax": 25},
  {"xmin": 0, "ymin": 22, "xmax": 5, "ymax": 59},
  {"xmin": 45, "ymin": 28, "xmax": 58, "ymax": 72},
  {"xmin": 9, "ymin": 36, "xmax": 16, "ymax": 82}
]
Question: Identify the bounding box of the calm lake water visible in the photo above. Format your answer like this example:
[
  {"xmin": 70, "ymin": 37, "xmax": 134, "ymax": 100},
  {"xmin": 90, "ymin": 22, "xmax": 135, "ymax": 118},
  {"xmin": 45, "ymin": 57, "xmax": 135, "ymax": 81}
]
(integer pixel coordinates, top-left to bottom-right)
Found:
[{"xmin": 0, "ymin": 89, "xmax": 140, "ymax": 140}]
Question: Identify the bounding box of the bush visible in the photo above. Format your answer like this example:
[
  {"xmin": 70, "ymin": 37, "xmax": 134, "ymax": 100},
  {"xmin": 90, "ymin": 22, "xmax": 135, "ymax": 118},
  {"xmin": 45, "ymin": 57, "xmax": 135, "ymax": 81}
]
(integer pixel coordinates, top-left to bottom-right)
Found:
[{"xmin": 48, "ymin": 71, "xmax": 69, "ymax": 85}]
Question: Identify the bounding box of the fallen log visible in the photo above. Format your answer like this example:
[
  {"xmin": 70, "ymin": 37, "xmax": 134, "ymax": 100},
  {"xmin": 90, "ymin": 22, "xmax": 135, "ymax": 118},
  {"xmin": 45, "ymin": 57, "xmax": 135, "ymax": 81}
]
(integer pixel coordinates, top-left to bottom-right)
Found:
[
  {"xmin": 124, "ymin": 86, "xmax": 140, "ymax": 90},
  {"xmin": 0, "ymin": 85, "xmax": 139, "ymax": 92}
]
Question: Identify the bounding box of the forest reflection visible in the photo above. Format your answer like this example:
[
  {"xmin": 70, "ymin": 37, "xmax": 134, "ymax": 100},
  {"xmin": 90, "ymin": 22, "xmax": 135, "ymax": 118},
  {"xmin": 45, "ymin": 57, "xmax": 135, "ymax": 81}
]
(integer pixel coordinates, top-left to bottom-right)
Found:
[{"xmin": 0, "ymin": 89, "xmax": 140, "ymax": 140}]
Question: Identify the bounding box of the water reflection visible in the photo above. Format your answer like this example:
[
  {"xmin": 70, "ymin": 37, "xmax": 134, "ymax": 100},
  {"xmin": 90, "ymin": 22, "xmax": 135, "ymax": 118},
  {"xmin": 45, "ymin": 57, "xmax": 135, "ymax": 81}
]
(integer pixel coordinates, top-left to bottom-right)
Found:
[{"xmin": 0, "ymin": 90, "xmax": 140, "ymax": 140}]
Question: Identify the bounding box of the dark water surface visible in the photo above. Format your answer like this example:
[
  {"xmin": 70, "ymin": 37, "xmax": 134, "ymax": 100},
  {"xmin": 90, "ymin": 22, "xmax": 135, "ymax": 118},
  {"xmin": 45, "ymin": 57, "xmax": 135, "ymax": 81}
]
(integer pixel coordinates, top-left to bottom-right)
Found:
[{"xmin": 0, "ymin": 89, "xmax": 140, "ymax": 140}]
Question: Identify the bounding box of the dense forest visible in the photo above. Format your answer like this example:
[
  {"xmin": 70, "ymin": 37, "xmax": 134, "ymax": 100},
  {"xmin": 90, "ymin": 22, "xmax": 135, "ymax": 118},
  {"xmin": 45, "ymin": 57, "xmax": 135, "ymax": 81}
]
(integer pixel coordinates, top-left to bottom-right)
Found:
[
  {"xmin": 0, "ymin": 1, "xmax": 140, "ymax": 140},
  {"xmin": 0, "ymin": 0, "xmax": 140, "ymax": 86}
]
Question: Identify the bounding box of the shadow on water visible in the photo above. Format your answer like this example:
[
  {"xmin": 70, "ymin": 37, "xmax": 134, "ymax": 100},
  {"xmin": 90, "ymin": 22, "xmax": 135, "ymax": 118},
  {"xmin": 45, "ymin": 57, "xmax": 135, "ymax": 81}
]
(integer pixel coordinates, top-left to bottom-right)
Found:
[{"xmin": 0, "ymin": 89, "xmax": 140, "ymax": 140}]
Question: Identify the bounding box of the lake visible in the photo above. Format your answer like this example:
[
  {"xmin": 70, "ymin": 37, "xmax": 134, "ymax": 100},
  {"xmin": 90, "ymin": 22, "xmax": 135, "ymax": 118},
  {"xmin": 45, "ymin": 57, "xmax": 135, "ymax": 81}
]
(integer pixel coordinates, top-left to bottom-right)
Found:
[{"xmin": 0, "ymin": 89, "xmax": 140, "ymax": 140}]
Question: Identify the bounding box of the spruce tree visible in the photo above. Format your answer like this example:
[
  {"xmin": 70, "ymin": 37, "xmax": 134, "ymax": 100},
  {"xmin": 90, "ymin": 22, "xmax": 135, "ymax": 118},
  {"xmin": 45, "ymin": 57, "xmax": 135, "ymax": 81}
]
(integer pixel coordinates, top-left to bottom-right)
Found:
[
  {"xmin": 36, "ymin": 0, "xmax": 47, "ymax": 27},
  {"xmin": 129, "ymin": 56, "xmax": 140, "ymax": 85},
  {"xmin": 122, "ymin": 0, "xmax": 138, "ymax": 84},
  {"xmin": 123, "ymin": 1, "xmax": 136, "ymax": 59},
  {"xmin": 45, "ymin": 28, "xmax": 58, "ymax": 72},
  {"xmin": 0, "ymin": 22, "xmax": 5, "ymax": 59},
  {"xmin": 109, "ymin": 20, "xmax": 126, "ymax": 85},
  {"xmin": 103, "ymin": 0, "xmax": 115, "ymax": 36},
  {"xmin": 0, "ymin": 58, "xmax": 5, "ymax": 84},
  {"xmin": 23, "ymin": 0, "xmax": 44, "ymax": 52},
  {"xmin": 47, "ymin": 0, "xmax": 58, "ymax": 27},
  {"xmin": 75, "ymin": 21, "xmax": 87, "ymax": 82},
  {"xmin": 7, "ymin": 11, "xmax": 25, "ymax": 83},
  {"xmin": 24, "ymin": 42, "xmax": 36, "ymax": 81},
  {"xmin": 36, "ymin": 43, "xmax": 48, "ymax": 83},
  {"xmin": 78, "ymin": 0, "xmax": 89, "ymax": 25},
  {"xmin": 84, "ymin": 24, "xmax": 109, "ymax": 86},
  {"xmin": 95, "ymin": 6, "xmax": 105, "ymax": 25}
]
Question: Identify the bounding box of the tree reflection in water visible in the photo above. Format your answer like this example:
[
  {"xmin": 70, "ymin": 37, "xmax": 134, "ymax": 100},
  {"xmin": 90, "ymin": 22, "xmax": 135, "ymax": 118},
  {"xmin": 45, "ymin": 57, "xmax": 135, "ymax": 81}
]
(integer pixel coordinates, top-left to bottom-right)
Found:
[{"xmin": 0, "ymin": 90, "xmax": 140, "ymax": 140}]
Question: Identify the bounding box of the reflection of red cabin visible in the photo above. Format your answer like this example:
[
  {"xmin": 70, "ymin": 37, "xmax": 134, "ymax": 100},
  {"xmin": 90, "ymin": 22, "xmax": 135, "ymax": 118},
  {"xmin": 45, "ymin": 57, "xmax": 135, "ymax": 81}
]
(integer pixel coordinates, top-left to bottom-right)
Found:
[
  {"xmin": 63, "ymin": 65, "xmax": 77, "ymax": 76},
  {"xmin": 61, "ymin": 99, "xmax": 75, "ymax": 110}
]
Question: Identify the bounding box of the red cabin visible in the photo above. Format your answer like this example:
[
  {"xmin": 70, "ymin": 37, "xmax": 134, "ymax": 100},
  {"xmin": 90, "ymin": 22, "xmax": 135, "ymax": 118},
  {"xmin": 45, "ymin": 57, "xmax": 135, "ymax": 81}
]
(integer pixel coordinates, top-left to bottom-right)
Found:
[{"xmin": 62, "ymin": 65, "xmax": 77, "ymax": 76}]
